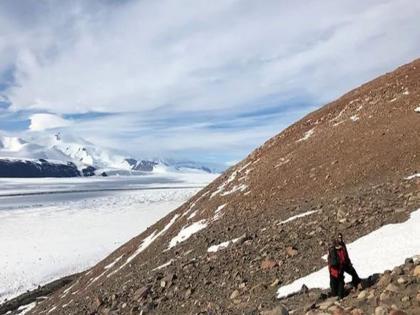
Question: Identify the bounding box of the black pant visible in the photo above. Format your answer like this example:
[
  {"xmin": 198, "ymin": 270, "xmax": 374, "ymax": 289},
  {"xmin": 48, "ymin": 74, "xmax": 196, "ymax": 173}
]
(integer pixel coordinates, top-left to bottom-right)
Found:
[
  {"xmin": 343, "ymin": 264, "xmax": 360, "ymax": 287},
  {"xmin": 330, "ymin": 275, "xmax": 344, "ymax": 299}
]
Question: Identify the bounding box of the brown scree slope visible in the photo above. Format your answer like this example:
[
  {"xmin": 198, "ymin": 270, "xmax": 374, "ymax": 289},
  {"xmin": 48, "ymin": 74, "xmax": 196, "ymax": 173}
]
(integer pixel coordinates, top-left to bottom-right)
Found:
[{"xmin": 28, "ymin": 59, "xmax": 420, "ymax": 315}]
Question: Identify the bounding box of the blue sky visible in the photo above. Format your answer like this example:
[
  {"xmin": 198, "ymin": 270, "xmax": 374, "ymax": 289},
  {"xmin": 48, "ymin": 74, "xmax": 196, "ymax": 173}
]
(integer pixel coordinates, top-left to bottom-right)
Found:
[{"xmin": 0, "ymin": 0, "xmax": 420, "ymax": 165}]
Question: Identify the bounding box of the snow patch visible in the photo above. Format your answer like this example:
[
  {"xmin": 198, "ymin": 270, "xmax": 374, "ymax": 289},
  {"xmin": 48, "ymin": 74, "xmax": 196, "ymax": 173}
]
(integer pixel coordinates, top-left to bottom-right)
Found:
[
  {"xmin": 275, "ymin": 158, "xmax": 290, "ymax": 168},
  {"xmin": 182, "ymin": 202, "xmax": 196, "ymax": 217},
  {"xmin": 213, "ymin": 203, "xmax": 227, "ymax": 220},
  {"xmin": 277, "ymin": 208, "xmax": 420, "ymax": 298},
  {"xmin": 153, "ymin": 259, "xmax": 174, "ymax": 271},
  {"xmin": 278, "ymin": 210, "xmax": 319, "ymax": 225},
  {"xmin": 405, "ymin": 173, "xmax": 420, "ymax": 180},
  {"xmin": 211, "ymin": 182, "xmax": 226, "ymax": 198},
  {"xmin": 187, "ymin": 210, "xmax": 198, "ymax": 220},
  {"xmin": 168, "ymin": 220, "xmax": 207, "ymax": 249},
  {"xmin": 62, "ymin": 299, "xmax": 73, "ymax": 308},
  {"xmin": 61, "ymin": 281, "xmax": 78, "ymax": 298},
  {"xmin": 221, "ymin": 184, "xmax": 247, "ymax": 196},
  {"xmin": 104, "ymin": 254, "xmax": 124, "ymax": 270},
  {"xmin": 414, "ymin": 107, "xmax": 420, "ymax": 113},
  {"xmin": 17, "ymin": 302, "xmax": 37, "ymax": 315},
  {"xmin": 350, "ymin": 115, "xmax": 359, "ymax": 122},
  {"xmin": 237, "ymin": 162, "xmax": 252, "ymax": 173},
  {"xmin": 296, "ymin": 128, "xmax": 315, "ymax": 142},
  {"xmin": 208, "ymin": 237, "xmax": 241, "ymax": 253}
]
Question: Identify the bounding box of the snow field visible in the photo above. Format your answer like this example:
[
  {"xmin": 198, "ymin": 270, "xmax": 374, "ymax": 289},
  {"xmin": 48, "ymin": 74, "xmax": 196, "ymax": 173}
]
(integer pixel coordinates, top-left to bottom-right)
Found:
[{"xmin": 0, "ymin": 187, "xmax": 200, "ymax": 301}]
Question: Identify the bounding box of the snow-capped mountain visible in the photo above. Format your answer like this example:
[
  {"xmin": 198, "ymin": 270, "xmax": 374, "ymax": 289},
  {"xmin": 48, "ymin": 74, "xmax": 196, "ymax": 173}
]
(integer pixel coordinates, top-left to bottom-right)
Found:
[{"xmin": 0, "ymin": 132, "xmax": 219, "ymax": 177}]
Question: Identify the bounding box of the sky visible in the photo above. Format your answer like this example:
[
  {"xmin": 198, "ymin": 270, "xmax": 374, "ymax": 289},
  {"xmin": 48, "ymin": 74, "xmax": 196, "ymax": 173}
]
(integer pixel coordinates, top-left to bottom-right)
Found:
[{"xmin": 0, "ymin": 0, "xmax": 420, "ymax": 165}]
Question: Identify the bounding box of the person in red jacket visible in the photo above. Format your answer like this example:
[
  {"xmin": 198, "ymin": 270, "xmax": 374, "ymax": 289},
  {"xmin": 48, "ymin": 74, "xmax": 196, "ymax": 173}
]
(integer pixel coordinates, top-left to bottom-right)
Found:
[
  {"xmin": 328, "ymin": 239, "xmax": 346, "ymax": 299},
  {"xmin": 338, "ymin": 233, "xmax": 361, "ymax": 288}
]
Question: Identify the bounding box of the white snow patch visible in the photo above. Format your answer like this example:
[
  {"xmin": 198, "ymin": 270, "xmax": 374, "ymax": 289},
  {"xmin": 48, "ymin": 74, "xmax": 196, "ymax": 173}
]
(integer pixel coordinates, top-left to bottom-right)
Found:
[
  {"xmin": 389, "ymin": 97, "xmax": 397, "ymax": 103},
  {"xmin": 182, "ymin": 202, "xmax": 196, "ymax": 217},
  {"xmin": 296, "ymin": 128, "xmax": 315, "ymax": 142},
  {"xmin": 168, "ymin": 220, "xmax": 207, "ymax": 249},
  {"xmin": 61, "ymin": 281, "xmax": 78, "ymax": 298},
  {"xmin": 278, "ymin": 210, "xmax": 319, "ymax": 225},
  {"xmin": 227, "ymin": 171, "xmax": 238, "ymax": 183},
  {"xmin": 47, "ymin": 306, "xmax": 57, "ymax": 314},
  {"xmin": 403, "ymin": 90, "xmax": 410, "ymax": 95},
  {"xmin": 237, "ymin": 162, "xmax": 252, "ymax": 173},
  {"xmin": 153, "ymin": 259, "xmax": 174, "ymax": 271},
  {"xmin": 405, "ymin": 173, "xmax": 420, "ymax": 180},
  {"xmin": 17, "ymin": 302, "xmax": 37, "ymax": 315},
  {"xmin": 277, "ymin": 208, "xmax": 420, "ymax": 298},
  {"xmin": 86, "ymin": 270, "xmax": 107, "ymax": 288},
  {"xmin": 350, "ymin": 115, "xmax": 359, "ymax": 122},
  {"xmin": 221, "ymin": 184, "xmax": 248, "ymax": 196},
  {"xmin": 187, "ymin": 210, "xmax": 198, "ymax": 220},
  {"xmin": 215, "ymin": 204, "xmax": 227, "ymax": 214},
  {"xmin": 104, "ymin": 255, "xmax": 124, "ymax": 270},
  {"xmin": 275, "ymin": 158, "xmax": 290, "ymax": 168},
  {"xmin": 208, "ymin": 237, "xmax": 241, "ymax": 253},
  {"xmin": 414, "ymin": 107, "xmax": 420, "ymax": 113},
  {"xmin": 211, "ymin": 182, "xmax": 226, "ymax": 198},
  {"xmin": 62, "ymin": 299, "xmax": 73, "ymax": 308},
  {"xmin": 213, "ymin": 204, "xmax": 227, "ymax": 220}
]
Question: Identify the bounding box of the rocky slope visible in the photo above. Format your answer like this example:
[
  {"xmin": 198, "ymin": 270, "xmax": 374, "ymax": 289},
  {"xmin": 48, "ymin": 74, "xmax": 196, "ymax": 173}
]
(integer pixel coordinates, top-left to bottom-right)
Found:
[{"xmin": 27, "ymin": 59, "xmax": 420, "ymax": 315}]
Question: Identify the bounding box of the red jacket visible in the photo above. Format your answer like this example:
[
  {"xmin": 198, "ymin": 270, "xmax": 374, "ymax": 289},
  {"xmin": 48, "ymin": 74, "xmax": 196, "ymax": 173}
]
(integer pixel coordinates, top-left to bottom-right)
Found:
[{"xmin": 328, "ymin": 247, "xmax": 347, "ymax": 278}]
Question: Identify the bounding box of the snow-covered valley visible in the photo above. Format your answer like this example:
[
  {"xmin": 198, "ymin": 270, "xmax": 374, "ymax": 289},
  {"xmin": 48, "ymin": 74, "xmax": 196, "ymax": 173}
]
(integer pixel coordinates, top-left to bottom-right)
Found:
[{"xmin": 0, "ymin": 173, "xmax": 217, "ymax": 302}]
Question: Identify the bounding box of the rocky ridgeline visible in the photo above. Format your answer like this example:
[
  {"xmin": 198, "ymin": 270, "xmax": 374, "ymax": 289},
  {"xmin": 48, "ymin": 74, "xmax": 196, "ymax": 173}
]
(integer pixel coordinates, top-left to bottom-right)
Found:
[
  {"xmin": 25, "ymin": 59, "xmax": 420, "ymax": 314},
  {"xmin": 280, "ymin": 257, "xmax": 420, "ymax": 315}
]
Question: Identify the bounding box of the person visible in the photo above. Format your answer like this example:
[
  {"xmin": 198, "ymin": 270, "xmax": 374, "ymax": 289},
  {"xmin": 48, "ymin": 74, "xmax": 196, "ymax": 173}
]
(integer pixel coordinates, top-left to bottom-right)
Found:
[
  {"xmin": 338, "ymin": 233, "xmax": 361, "ymax": 288},
  {"xmin": 328, "ymin": 239, "xmax": 345, "ymax": 299}
]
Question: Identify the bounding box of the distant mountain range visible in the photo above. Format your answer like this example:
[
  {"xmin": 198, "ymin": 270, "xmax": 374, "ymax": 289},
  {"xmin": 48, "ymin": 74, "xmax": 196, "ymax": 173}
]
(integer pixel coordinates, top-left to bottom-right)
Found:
[{"xmin": 0, "ymin": 132, "xmax": 222, "ymax": 177}]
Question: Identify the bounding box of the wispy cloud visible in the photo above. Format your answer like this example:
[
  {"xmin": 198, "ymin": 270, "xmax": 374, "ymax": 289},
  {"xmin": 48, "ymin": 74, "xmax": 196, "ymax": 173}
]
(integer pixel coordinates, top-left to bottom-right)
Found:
[{"xmin": 0, "ymin": 0, "xmax": 419, "ymax": 162}]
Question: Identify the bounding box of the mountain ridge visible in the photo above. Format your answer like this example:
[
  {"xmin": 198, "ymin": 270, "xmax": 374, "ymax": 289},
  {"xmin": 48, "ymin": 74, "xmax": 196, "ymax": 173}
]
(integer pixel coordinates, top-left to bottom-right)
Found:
[{"xmin": 0, "ymin": 132, "xmax": 220, "ymax": 177}]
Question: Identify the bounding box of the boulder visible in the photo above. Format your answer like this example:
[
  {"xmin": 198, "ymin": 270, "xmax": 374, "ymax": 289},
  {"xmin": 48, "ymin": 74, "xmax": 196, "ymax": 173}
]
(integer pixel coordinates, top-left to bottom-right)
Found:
[
  {"xmin": 230, "ymin": 290, "xmax": 240, "ymax": 299},
  {"xmin": 357, "ymin": 290, "xmax": 367, "ymax": 300},
  {"xmin": 286, "ymin": 246, "xmax": 298, "ymax": 257},
  {"xmin": 385, "ymin": 283, "xmax": 399, "ymax": 293},
  {"xmin": 261, "ymin": 259, "xmax": 278, "ymax": 270}
]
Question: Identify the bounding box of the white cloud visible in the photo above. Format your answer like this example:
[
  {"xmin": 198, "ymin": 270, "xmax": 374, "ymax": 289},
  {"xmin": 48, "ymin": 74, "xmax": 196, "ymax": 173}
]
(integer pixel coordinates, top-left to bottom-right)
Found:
[
  {"xmin": 1, "ymin": 0, "xmax": 419, "ymax": 114},
  {"xmin": 0, "ymin": 0, "xmax": 420, "ymax": 161},
  {"xmin": 29, "ymin": 113, "xmax": 71, "ymax": 131}
]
